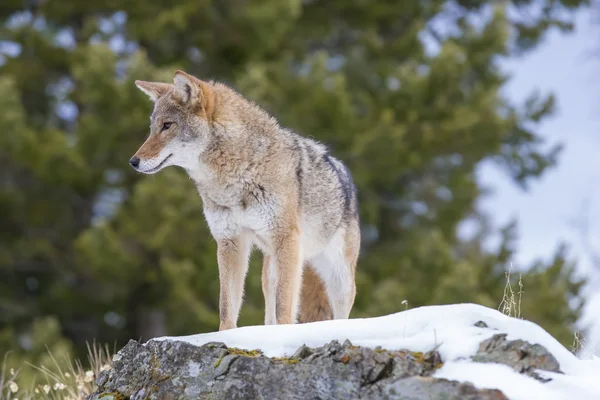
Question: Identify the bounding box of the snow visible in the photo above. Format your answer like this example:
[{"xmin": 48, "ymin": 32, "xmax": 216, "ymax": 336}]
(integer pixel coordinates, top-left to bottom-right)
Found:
[
  {"xmin": 151, "ymin": 303, "xmax": 600, "ymax": 400},
  {"xmin": 436, "ymin": 361, "xmax": 564, "ymax": 400}
]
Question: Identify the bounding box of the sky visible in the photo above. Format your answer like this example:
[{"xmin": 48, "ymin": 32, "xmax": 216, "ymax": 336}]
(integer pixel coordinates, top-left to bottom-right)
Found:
[{"xmin": 477, "ymin": 9, "xmax": 600, "ymax": 357}]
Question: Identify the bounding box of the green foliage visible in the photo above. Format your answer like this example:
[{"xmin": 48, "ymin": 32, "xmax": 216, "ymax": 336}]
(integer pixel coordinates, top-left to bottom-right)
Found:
[{"xmin": 0, "ymin": 0, "xmax": 589, "ymax": 383}]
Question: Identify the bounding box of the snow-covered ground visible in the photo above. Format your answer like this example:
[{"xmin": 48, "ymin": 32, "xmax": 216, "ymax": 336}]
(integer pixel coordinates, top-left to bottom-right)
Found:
[{"xmin": 152, "ymin": 304, "xmax": 600, "ymax": 400}]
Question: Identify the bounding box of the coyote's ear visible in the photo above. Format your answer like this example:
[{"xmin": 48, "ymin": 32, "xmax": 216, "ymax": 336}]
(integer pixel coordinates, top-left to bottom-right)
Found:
[
  {"xmin": 173, "ymin": 70, "xmax": 201, "ymax": 105},
  {"xmin": 135, "ymin": 81, "xmax": 171, "ymax": 102},
  {"xmin": 173, "ymin": 70, "xmax": 215, "ymax": 118}
]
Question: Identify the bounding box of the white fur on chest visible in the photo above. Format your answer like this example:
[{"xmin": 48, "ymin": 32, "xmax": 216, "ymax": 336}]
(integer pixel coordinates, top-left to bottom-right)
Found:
[
  {"xmin": 187, "ymin": 162, "xmax": 271, "ymax": 240},
  {"xmin": 204, "ymin": 204, "xmax": 273, "ymax": 244}
]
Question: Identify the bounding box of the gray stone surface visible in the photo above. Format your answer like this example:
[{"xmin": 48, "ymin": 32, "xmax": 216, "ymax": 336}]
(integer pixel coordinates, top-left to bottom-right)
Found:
[
  {"xmin": 88, "ymin": 333, "xmax": 561, "ymax": 399},
  {"xmin": 472, "ymin": 333, "xmax": 562, "ymax": 382}
]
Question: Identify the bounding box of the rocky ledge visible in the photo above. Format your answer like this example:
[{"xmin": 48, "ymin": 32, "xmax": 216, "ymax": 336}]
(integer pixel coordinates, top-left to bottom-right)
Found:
[{"xmin": 88, "ymin": 333, "xmax": 561, "ymax": 400}]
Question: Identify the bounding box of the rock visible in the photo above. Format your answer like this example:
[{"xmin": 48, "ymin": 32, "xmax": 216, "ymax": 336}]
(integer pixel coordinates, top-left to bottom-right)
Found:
[
  {"xmin": 472, "ymin": 333, "xmax": 561, "ymax": 382},
  {"xmin": 88, "ymin": 339, "xmax": 512, "ymax": 400},
  {"xmin": 363, "ymin": 376, "xmax": 507, "ymax": 400},
  {"xmin": 89, "ymin": 333, "xmax": 566, "ymax": 399},
  {"xmin": 474, "ymin": 320, "xmax": 489, "ymax": 328}
]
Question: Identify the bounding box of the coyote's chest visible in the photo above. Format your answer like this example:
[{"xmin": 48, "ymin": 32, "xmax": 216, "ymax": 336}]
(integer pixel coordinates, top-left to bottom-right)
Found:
[
  {"xmin": 197, "ymin": 180, "xmax": 276, "ymax": 242},
  {"xmin": 203, "ymin": 203, "xmax": 281, "ymax": 255}
]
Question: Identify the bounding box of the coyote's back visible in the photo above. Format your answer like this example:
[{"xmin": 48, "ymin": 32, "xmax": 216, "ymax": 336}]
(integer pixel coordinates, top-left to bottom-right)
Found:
[{"xmin": 130, "ymin": 70, "xmax": 359, "ymax": 330}]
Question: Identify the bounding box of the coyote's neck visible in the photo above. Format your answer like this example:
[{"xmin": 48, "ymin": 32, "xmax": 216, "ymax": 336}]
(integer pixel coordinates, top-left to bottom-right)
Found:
[{"xmin": 187, "ymin": 83, "xmax": 282, "ymax": 186}]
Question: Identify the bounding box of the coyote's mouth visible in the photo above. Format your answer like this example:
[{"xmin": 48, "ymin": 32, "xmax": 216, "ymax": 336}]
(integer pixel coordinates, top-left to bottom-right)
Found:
[{"xmin": 143, "ymin": 154, "xmax": 173, "ymax": 174}]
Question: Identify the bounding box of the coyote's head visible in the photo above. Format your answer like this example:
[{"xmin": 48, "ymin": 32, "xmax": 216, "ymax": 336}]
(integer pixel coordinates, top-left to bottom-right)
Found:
[{"xmin": 130, "ymin": 70, "xmax": 215, "ymax": 174}]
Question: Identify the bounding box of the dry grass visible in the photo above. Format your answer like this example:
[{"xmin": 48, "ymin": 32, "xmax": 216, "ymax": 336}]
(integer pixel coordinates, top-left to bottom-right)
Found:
[
  {"xmin": 497, "ymin": 267, "xmax": 596, "ymax": 358},
  {"xmin": 1, "ymin": 342, "xmax": 113, "ymax": 400},
  {"xmin": 498, "ymin": 264, "xmax": 523, "ymax": 319},
  {"xmin": 572, "ymin": 331, "xmax": 586, "ymax": 355}
]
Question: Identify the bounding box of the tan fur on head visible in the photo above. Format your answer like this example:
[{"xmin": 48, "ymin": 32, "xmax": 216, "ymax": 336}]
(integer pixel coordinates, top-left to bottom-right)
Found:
[
  {"xmin": 135, "ymin": 72, "xmax": 215, "ymax": 121},
  {"xmin": 172, "ymin": 70, "xmax": 216, "ymax": 121},
  {"xmin": 173, "ymin": 70, "xmax": 199, "ymax": 104},
  {"xmin": 130, "ymin": 71, "xmax": 218, "ymax": 175},
  {"xmin": 135, "ymin": 81, "xmax": 171, "ymax": 102}
]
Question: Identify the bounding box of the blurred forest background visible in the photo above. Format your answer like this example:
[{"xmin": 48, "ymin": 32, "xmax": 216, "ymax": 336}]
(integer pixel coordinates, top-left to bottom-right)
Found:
[{"xmin": 0, "ymin": 0, "xmax": 592, "ymax": 388}]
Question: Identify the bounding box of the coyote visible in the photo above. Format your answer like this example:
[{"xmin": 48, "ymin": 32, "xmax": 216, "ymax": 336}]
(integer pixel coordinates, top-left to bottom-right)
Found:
[{"xmin": 130, "ymin": 70, "xmax": 360, "ymax": 331}]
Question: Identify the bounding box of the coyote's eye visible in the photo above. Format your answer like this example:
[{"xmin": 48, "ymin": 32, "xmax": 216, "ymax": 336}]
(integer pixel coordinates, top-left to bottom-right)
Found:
[{"xmin": 161, "ymin": 122, "xmax": 173, "ymax": 132}]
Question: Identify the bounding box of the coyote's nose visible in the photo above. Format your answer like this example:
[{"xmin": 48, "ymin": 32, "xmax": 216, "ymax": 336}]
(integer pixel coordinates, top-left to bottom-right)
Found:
[{"xmin": 129, "ymin": 156, "xmax": 140, "ymax": 169}]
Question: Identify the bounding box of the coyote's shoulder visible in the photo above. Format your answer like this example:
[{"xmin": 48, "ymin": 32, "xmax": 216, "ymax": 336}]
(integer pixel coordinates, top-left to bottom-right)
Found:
[{"xmin": 131, "ymin": 70, "xmax": 359, "ymax": 330}]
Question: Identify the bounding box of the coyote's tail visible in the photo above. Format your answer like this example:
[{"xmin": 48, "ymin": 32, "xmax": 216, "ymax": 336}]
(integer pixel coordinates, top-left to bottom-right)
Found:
[{"xmin": 298, "ymin": 264, "xmax": 333, "ymax": 323}]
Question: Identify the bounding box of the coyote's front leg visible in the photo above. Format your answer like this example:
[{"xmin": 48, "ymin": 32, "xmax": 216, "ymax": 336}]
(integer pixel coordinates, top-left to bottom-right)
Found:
[
  {"xmin": 263, "ymin": 224, "xmax": 303, "ymax": 325},
  {"xmin": 217, "ymin": 237, "xmax": 251, "ymax": 331}
]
